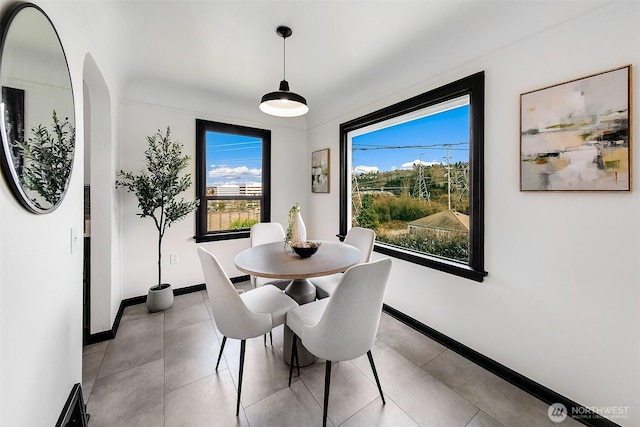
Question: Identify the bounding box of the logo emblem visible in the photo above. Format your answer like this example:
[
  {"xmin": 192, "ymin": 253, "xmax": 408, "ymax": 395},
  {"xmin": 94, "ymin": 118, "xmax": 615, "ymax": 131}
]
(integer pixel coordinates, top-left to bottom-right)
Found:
[{"xmin": 548, "ymin": 403, "xmax": 568, "ymax": 423}]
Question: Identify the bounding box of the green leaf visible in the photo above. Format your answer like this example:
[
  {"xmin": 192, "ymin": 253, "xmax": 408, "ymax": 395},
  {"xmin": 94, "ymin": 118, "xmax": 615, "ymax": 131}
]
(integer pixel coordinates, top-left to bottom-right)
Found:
[{"xmin": 14, "ymin": 111, "xmax": 75, "ymax": 208}]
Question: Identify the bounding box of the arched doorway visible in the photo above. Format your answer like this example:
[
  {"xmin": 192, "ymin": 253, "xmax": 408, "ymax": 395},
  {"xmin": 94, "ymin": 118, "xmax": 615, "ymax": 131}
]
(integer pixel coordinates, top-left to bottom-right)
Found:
[{"xmin": 83, "ymin": 54, "xmax": 120, "ymax": 341}]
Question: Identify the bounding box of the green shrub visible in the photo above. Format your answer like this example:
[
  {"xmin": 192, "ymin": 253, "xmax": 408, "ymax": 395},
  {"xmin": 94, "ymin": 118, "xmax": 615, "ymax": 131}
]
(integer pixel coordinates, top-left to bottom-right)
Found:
[
  {"xmin": 355, "ymin": 194, "xmax": 379, "ymax": 229},
  {"xmin": 371, "ymin": 194, "xmax": 440, "ymax": 222},
  {"xmin": 230, "ymin": 218, "xmax": 259, "ymax": 230},
  {"xmin": 377, "ymin": 229, "xmax": 469, "ymax": 262}
]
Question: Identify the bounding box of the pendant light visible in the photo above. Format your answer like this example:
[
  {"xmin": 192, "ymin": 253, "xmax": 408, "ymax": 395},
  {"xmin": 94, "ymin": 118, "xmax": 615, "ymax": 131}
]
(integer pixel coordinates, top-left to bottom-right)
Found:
[{"xmin": 259, "ymin": 25, "xmax": 309, "ymax": 117}]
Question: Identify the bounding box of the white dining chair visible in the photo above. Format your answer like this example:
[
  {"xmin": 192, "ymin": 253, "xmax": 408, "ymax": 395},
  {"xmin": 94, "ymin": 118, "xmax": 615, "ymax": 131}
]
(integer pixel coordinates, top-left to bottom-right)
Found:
[
  {"xmin": 286, "ymin": 258, "xmax": 392, "ymax": 427},
  {"xmin": 197, "ymin": 247, "xmax": 299, "ymax": 416},
  {"xmin": 249, "ymin": 222, "xmax": 287, "ymax": 289},
  {"xmin": 310, "ymin": 227, "xmax": 376, "ymax": 299}
]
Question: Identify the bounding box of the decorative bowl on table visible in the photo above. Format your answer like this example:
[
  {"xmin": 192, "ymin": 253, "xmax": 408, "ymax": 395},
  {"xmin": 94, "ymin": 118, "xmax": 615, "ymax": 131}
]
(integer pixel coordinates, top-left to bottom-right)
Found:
[{"xmin": 290, "ymin": 241, "xmax": 322, "ymax": 258}]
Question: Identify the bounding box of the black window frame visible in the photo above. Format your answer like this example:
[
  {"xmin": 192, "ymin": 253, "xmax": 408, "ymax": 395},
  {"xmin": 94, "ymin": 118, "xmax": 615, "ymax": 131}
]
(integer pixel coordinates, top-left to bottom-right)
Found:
[
  {"xmin": 195, "ymin": 119, "xmax": 271, "ymax": 242},
  {"xmin": 340, "ymin": 72, "xmax": 487, "ymax": 282}
]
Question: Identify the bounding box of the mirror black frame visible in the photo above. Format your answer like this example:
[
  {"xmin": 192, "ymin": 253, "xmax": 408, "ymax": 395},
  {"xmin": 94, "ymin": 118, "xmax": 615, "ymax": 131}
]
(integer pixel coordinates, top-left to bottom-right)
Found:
[{"xmin": 0, "ymin": 2, "xmax": 75, "ymax": 214}]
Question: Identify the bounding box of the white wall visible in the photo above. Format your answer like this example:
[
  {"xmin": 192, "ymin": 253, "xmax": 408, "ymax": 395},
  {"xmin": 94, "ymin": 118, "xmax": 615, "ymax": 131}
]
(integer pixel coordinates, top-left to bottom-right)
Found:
[
  {"xmin": 308, "ymin": 2, "xmax": 639, "ymax": 426},
  {"xmin": 116, "ymin": 84, "xmax": 309, "ymax": 299},
  {"xmin": 0, "ymin": 1, "xmax": 86, "ymax": 425}
]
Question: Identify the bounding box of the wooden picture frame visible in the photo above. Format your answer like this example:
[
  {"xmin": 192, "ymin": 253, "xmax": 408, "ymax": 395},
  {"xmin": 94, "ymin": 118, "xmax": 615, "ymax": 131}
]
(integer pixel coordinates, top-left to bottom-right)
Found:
[
  {"xmin": 520, "ymin": 65, "xmax": 631, "ymax": 191},
  {"xmin": 312, "ymin": 148, "xmax": 329, "ymax": 193}
]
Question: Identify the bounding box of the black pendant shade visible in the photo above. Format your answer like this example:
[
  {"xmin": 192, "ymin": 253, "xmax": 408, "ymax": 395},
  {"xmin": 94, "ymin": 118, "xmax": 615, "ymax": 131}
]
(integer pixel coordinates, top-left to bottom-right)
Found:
[{"xmin": 259, "ymin": 26, "xmax": 308, "ymax": 117}]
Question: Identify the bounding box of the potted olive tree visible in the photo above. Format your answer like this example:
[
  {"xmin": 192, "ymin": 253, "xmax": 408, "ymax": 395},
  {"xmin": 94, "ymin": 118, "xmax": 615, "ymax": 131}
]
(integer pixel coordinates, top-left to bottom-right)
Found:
[{"xmin": 116, "ymin": 127, "xmax": 199, "ymax": 312}]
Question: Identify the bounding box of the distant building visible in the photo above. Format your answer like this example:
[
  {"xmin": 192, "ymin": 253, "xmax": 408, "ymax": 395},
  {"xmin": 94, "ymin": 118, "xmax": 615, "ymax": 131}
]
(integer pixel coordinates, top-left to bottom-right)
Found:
[
  {"xmin": 408, "ymin": 210, "xmax": 469, "ymax": 234},
  {"xmin": 206, "ymin": 183, "xmax": 262, "ymax": 197},
  {"xmin": 215, "ymin": 184, "xmax": 240, "ymax": 196},
  {"xmin": 241, "ymin": 183, "xmax": 262, "ymax": 196}
]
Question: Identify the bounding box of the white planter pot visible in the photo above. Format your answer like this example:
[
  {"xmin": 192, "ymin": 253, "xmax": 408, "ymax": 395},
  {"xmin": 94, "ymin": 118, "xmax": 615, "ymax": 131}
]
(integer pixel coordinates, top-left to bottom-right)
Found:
[{"xmin": 146, "ymin": 283, "xmax": 174, "ymax": 312}]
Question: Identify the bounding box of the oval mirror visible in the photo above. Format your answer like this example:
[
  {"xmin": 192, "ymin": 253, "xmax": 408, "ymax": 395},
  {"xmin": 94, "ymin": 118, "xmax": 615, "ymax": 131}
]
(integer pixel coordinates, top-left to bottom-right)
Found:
[{"xmin": 0, "ymin": 2, "xmax": 75, "ymax": 214}]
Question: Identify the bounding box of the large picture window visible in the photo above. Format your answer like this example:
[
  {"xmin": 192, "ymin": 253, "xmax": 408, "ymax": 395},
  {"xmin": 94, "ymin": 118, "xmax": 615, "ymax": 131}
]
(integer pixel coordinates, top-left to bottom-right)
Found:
[
  {"xmin": 195, "ymin": 120, "xmax": 271, "ymax": 242},
  {"xmin": 340, "ymin": 72, "xmax": 486, "ymax": 281}
]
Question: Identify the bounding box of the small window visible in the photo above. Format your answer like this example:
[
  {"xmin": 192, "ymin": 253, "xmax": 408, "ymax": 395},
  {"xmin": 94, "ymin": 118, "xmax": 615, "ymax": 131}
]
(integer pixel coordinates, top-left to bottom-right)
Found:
[
  {"xmin": 195, "ymin": 120, "xmax": 271, "ymax": 242},
  {"xmin": 340, "ymin": 72, "xmax": 486, "ymax": 281}
]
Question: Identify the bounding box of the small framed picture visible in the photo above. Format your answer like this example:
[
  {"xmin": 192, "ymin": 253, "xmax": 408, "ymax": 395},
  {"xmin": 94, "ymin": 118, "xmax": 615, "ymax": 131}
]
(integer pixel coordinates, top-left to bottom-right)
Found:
[
  {"xmin": 312, "ymin": 148, "xmax": 329, "ymax": 193},
  {"xmin": 520, "ymin": 65, "xmax": 631, "ymax": 191}
]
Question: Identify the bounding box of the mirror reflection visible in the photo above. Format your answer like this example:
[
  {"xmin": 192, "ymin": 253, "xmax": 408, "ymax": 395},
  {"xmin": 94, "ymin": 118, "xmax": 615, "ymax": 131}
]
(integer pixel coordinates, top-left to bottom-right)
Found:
[{"xmin": 0, "ymin": 3, "xmax": 75, "ymax": 213}]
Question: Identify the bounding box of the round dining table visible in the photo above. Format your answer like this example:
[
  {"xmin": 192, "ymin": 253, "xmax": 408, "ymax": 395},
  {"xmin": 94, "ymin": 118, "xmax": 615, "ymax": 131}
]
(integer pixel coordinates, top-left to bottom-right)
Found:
[
  {"xmin": 234, "ymin": 240, "xmax": 362, "ymax": 365},
  {"xmin": 234, "ymin": 241, "xmax": 362, "ymax": 304}
]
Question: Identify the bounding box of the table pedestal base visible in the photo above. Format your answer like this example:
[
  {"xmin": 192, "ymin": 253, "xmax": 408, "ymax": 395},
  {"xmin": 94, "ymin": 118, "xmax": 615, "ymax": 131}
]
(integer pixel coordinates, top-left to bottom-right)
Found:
[
  {"xmin": 284, "ymin": 279, "xmax": 316, "ymax": 305},
  {"xmin": 283, "ymin": 279, "xmax": 317, "ymax": 366},
  {"xmin": 283, "ymin": 326, "xmax": 317, "ymax": 366}
]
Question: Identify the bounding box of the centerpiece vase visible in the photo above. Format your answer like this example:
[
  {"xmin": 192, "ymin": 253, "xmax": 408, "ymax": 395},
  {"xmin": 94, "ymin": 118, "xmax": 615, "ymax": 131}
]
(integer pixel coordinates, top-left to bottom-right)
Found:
[{"xmin": 291, "ymin": 210, "xmax": 307, "ymax": 243}]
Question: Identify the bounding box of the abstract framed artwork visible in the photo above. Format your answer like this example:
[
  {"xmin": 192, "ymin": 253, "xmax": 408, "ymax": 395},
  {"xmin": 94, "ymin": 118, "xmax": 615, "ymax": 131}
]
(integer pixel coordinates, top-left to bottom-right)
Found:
[
  {"xmin": 520, "ymin": 65, "xmax": 631, "ymax": 191},
  {"xmin": 312, "ymin": 148, "xmax": 329, "ymax": 193}
]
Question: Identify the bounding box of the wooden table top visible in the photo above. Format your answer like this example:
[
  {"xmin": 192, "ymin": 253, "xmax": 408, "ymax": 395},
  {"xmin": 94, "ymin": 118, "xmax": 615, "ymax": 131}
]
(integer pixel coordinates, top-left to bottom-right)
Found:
[{"xmin": 234, "ymin": 241, "xmax": 361, "ymax": 280}]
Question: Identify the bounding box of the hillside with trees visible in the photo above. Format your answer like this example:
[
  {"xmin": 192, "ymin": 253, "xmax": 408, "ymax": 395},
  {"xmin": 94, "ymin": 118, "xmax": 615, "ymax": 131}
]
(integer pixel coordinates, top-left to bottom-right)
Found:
[{"xmin": 353, "ymin": 162, "xmax": 470, "ymax": 262}]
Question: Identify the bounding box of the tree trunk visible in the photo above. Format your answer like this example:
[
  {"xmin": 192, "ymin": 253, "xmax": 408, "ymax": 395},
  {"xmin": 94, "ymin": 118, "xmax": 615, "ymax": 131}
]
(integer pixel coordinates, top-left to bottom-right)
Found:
[{"xmin": 157, "ymin": 230, "xmax": 162, "ymax": 288}]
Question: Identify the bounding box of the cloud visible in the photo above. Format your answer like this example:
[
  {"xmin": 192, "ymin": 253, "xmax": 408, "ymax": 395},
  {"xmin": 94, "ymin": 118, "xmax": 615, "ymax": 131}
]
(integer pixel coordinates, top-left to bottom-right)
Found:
[
  {"xmin": 353, "ymin": 165, "xmax": 379, "ymax": 175},
  {"xmin": 208, "ymin": 165, "xmax": 261, "ymax": 184},
  {"xmin": 400, "ymin": 159, "xmax": 440, "ymax": 169}
]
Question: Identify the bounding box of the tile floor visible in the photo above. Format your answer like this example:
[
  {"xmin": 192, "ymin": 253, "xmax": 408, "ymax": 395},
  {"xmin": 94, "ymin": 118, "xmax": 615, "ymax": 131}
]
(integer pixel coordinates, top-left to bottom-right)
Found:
[{"xmin": 82, "ymin": 286, "xmax": 580, "ymax": 427}]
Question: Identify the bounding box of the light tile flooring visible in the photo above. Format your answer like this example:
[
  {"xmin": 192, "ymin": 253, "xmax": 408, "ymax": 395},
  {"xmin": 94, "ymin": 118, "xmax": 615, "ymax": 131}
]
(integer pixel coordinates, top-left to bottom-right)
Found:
[{"xmin": 82, "ymin": 287, "xmax": 580, "ymax": 427}]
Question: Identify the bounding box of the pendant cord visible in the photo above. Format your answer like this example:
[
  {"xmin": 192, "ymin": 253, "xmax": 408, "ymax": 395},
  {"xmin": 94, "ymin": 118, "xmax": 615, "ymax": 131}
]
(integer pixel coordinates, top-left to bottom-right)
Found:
[{"xmin": 282, "ymin": 36, "xmax": 287, "ymax": 81}]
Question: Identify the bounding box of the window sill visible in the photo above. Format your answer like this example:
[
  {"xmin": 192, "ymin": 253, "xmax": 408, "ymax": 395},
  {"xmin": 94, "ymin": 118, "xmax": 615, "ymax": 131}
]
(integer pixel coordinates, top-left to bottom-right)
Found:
[
  {"xmin": 195, "ymin": 230, "xmax": 250, "ymax": 242},
  {"xmin": 373, "ymin": 242, "xmax": 487, "ymax": 282}
]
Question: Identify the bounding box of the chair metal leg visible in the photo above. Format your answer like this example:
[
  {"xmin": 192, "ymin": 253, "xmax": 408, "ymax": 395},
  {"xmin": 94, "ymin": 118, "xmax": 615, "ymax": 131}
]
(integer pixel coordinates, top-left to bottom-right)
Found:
[
  {"xmin": 294, "ymin": 338, "xmax": 300, "ymax": 377},
  {"xmin": 216, "ymin": 336, "xmax": 227, "ymax": 371},
  {"xmin": 263, "ymin": 331, "xmax": 273, "ymax": 346},
  {"xmin": 236, "ymin": 339, "xmax": 246, "ymax": 416},
  {"xmin": 323, "ymin": 360, "xmax": 332, "ymax": 427},
  {"xmin": 288, "ymin": 333, "xmax": 300, "ymax": 386},
  {"xmin": 367, "ymin": 350, "xmax": 385, "ymax": 404},
  {"xmin": 288, "ymin": 333, "xmax": 295, "ymax": 386}
]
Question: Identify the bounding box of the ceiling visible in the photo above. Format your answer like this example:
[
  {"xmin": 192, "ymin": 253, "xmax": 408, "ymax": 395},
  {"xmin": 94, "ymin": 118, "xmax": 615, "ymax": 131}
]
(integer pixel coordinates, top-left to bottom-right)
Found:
[{"xmin": 74, "ymin": 0, "xmax": 613, "ymax": 126}]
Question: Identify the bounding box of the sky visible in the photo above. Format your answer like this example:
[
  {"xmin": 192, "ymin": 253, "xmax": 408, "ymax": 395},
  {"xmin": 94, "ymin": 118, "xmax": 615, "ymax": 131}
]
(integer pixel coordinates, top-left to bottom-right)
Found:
[
  {"xmin": 205, "ymin": 104, "xmax": 470, "ymax": 186},
  {"xmin": 352, "ymin": 104, "xmax": 470, "ymax": 175},
  {"xmin": 205, "ymin": 132, "xmax": 262, "ymax": 187}
]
